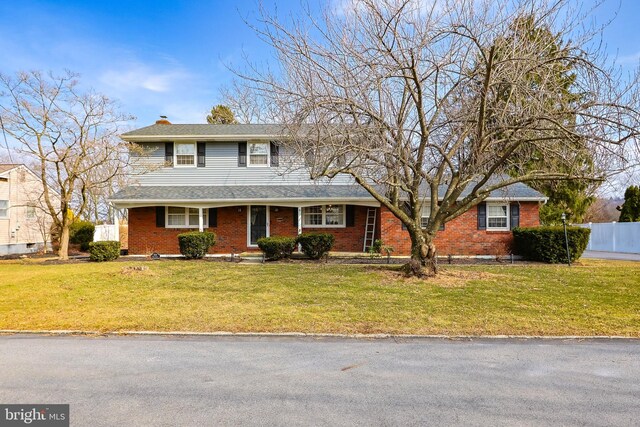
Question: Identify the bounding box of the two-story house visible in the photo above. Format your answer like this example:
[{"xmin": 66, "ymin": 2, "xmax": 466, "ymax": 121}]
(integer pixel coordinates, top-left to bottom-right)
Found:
[
  {"xmin": 0, "ymin": 164, "xmax": 56, "ymax": 255},
  {"xmin": 111, "ymin": 119, "xmax": 547, "ymax": 256}
]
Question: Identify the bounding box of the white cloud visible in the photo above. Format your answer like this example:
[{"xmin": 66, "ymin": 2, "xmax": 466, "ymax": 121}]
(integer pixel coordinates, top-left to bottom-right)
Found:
[
  {"xmin": 100, "ymin": 63, "xmax": 190, "ymax": 93},
  {"xmin": 618, "ymin": 51, "xmax": 640, "ymax": 65}
]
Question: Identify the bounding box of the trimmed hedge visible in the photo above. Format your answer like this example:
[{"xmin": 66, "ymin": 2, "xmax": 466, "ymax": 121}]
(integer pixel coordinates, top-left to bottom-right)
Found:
[
  {"xmin": 177, "ymin": 231, "xmax": 216, "ymax": 259},
  {"xmin": 88, "ymin": 241, "xmax": 121, "ymax": 262},
  {"xmin": 70, "ymin": 221, "xmax": 95, "ymax": 251},
  {"xmin": 512, "ymin": 226, "xmax": 590, "ymax": 263},
  {"xmin": 257, "ymin": 236, "xmax": 297, "ymax": 260},
  {"xmin": 297, "ymin": 232, "xmax": 335, "ymax": 259}
]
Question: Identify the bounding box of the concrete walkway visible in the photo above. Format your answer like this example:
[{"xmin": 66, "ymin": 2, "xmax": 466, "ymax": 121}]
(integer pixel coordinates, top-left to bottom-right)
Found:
[
  {"xmin": 1, "ymin": 335, "xmax": 639, "ymax": 426},
  {"xmin": 582, "ymin": 250, "xmax": 640, "ymax": 261}
]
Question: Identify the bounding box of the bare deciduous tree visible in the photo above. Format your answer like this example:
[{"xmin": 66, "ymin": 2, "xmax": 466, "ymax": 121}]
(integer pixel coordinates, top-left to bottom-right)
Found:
[
  {"xmin": 235, "ymin": 0, "xmax": 640, "ymax": 275},
  {"xmin": 220, "ymin": 79, "xmax": 278, "ymax": 124},
  {"xmin": 0, "ymin": 70, "xmax": 134, "ymax": 259}
]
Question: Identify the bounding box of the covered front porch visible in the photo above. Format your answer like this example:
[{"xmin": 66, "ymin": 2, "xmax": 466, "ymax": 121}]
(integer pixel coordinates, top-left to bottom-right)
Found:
[
  {"xmin": 124, "ymin": 203, "xmax": 380, "ymax": 255},
  {"xmin": 110, "ymin": 184, "xmax": 382, "ymax": 255}
]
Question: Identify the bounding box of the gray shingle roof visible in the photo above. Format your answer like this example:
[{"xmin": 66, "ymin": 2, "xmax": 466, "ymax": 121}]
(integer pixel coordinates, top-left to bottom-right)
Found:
[
  {"xmin": 112, "ymin": 185, "xmax": 374, "ymax": 201},
  {"xmin": 121, "ymin": 124, "xmax": 287, "ymax": 139},
  {"xmin": 111, "ymin": 182, "xmax": 545, "ymax": 202}
]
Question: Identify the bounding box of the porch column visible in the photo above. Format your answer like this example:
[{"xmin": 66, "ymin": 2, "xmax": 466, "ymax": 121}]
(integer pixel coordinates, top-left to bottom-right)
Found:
[
  {"xmin": 297, "ymin": 207, "xmax": 303, "ymax": 252},
  {"xmin": 198, "ymin": 207, "xmax": 204, "ymax": 232}
]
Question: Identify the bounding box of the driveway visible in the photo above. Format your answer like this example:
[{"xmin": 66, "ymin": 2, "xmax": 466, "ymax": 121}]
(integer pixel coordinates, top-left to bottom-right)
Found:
[
  {"xmin": 582, "ymin": 250, "xmax": 640, "ymax": 261},
  {"xmin": 1, "ymin": 335, "xmax": 639, "ymax": 426}
]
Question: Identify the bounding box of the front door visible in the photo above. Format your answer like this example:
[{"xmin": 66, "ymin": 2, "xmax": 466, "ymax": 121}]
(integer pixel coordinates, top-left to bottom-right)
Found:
[{"xmin": 249, "ymin": 205, "xmax": 268, "ymax": 246}]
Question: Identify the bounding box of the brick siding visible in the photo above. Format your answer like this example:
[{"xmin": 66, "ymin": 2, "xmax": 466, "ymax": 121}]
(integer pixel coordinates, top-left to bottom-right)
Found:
[
  {"xmin": 379, "ymin": 202, "xmax": 540, "ymax": 256},
  {"xmin": 128, "ymin": 205, "xmax": 374, "ymax": 254},
  {"xmin": 128, "ymin": 202, "xmax": 539, "ymax": 256}
]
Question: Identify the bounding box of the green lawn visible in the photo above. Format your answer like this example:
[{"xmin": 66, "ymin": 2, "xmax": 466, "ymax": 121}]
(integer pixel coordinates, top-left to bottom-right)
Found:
[{"xmin": 0, "ymin": 258, "xmax": 638, "ymax": 336}]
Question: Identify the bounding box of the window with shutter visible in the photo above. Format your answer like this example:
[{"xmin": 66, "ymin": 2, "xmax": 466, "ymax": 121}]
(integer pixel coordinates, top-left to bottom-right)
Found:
[
  {"xmin": 270, "ymin": 142, "xmax": 279, "ymax": 167},
  {"xmin": 238, "ymin": 142, "xmax": 247, "ymax": 167},
  {"xmin": 164, "ymin": 143, "xmax": 174, "ymax": 167},
  {"xmin": 197, "ymin": 142, "xmax": 206, "ymax": 167},
  {"xmin": 302, "ymin": 205, "xmax": 346, "ymax": 227}
]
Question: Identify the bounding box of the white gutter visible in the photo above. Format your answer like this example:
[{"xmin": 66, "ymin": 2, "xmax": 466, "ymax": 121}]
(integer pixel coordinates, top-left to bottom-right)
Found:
[
  {"xmin": 110, "ymin": 195, "xmax": 548, "ymax": 209},
  {"xmin": 110, "ymin": 197, "xmax": 381, "ymax": 209}
]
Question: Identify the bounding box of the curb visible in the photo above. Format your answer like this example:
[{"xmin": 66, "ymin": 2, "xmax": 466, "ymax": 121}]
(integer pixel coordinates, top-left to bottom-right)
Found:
[{"xmin": 0, "ymin": 330, "xmax": 637, "ymax": 341}]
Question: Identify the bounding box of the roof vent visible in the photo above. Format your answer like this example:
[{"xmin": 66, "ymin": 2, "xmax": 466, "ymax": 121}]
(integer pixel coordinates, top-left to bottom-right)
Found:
[{"xmin": 155, "ymin": 115, "xmax": 171, "ymax": 125}]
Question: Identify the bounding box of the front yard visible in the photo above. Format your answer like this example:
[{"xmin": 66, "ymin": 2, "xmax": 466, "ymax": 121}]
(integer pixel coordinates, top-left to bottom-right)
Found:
[{"xmin": 0, "ymin": 259, "xmax": 638, "ymax": 336}]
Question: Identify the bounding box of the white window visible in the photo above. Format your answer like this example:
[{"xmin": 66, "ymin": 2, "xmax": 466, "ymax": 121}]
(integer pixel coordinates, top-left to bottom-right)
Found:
[
  {"xmin": 421, "ymin": 204, "xmax": 431, "ymax": 229},
  {"xmin": 487, "ymin": 203, "xmax": 509, "ymax": 230},
  {"xmin": 302, "ymin": 205, "xmax": 345, "ymax": 227},
  {"xmin": 0, "ymin": 200, "xmax": 8, "ymax": 218},
  {"xmin": 175, "ymin": 142, "xmax": 196, "ymax": 166},
  {"xmin": 303, "ymin": 205, "xmax": 323, "ymax": 225},
  {"xmin": 248, "ymin": 142, "xmax": 269, "ymax": 166},
  {"xmin": 26, "ymin": 205, "xmax": 36, "ymax": 219},
  {"xmin": 166, "ymin": 207, "xmax": 208, "ymax": 228}
]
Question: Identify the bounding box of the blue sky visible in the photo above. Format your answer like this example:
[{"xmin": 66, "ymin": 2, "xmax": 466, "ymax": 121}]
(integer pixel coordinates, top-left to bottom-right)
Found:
[{"xmin": 0, "ymin": 0, "xmax": 639, "ymax": 129}]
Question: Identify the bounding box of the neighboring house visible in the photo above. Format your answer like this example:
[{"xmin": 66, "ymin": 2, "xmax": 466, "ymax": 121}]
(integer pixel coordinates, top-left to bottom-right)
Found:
[
  {"xmin": 0, "ymin": 164, "xmax": 55, "ymax": 255},
  {"xmin": 111, "ymin": 120, "xmax": 547, "ymax": 256}
]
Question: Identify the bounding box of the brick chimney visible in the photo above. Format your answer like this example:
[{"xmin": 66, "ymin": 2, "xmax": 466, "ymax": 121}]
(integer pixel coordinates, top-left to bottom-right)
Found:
[{"xmin": 155, "ymin": 115, "xmax": 171, "ymax": 125}]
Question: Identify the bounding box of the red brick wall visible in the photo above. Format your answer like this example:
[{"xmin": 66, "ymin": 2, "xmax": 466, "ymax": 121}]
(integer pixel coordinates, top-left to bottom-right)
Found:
[
  {"xmin": 128, "ymin": 205, "xmax": 374, "ymax": 254},
  {"xmin": 129, "ymin": 202, "xmax": 539, "ymax": 256},
  {"xmin": 379, "ymin": 202, "xmax": 541, "ymax": 256},
  {"xmin": 128, "ymin": 206, "xmax": 251, "ymax": 255},
  {"xmin": 301, "ymin": 205, "xmax": 371, "ymax": 252}
]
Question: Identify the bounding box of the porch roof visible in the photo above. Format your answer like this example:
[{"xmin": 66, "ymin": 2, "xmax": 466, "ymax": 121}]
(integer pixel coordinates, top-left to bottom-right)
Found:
[
  {"xmin": 110, "ymin": 185, "xmax": 380, "ymax": 208},
  {"xmin": 110, "ymin": 181, "xmax": 546, "ymax": 209}
]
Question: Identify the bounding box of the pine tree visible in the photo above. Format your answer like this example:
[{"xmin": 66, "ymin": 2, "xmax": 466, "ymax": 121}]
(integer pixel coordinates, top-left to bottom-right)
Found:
[
  {"xmin": 206, "ymin": 105, "xmax": 238, "ymax": 124},
  {"xmin": 618, "ymin": 186, "xmax": 640, "ymax": 222}
]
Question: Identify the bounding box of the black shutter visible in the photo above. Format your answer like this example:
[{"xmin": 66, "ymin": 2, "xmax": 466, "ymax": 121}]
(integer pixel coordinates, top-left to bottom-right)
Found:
[
  {"xmin": 270, "ymin": 142, "xmax": 279, "ymax": 167},
  {"xmin": 401, "ymin": 201, "xmax": 410, "ymax": 230},
  {"xmin": 293, "ymin": 207, "xmax": 299, "ymax": 227},
  {"xmin": 346, "ymin": 205, "xmax": 355, "ymax": 227},
  {"xmin": 208, "ymin": 207, "xmax": 217, "ymax": 227},
  {"xmin": 510, "ymin": 203, "xmax": 520, "ymax": 230},
  {"xmin": 477, "ymin": 202, "xmax": 487, "ymax": 230},
  {"xmin": 197, "ymin": 142, "xmax": 206, "ymax": 167},
  {"xmin": 238, "ymin": 142, "xmax": 247, "ymax": 167},
  {"xmin": 164, "ymin": 143, "xmax": 174, "ymax": 166},
  {"xmin": 155, "ymin": 206, "xmax": 165, "ymax": 228}
]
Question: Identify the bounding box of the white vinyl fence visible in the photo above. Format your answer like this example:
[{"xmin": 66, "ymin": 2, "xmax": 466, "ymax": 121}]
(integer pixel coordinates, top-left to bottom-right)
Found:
[
  {"xmin": 578, "ymin": 222, "xmax": 640, "ymax": 254},
  {"xmin": 93, "ymin": 223, "xmax": 119, "ymax": 242}
]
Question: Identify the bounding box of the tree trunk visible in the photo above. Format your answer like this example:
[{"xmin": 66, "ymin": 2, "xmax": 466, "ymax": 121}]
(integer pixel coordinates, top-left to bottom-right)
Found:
[
  {"xmin": 406, "ymin": 228, "xmax": 438, "ymax": 277},
  {"xmin": 58, "ymin": 224, "xmax": 70, "ymax": 260}
]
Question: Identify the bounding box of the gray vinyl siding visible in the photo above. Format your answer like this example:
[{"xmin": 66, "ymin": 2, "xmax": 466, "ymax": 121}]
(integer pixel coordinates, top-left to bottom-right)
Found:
[{"xmin": 131, "ymin": 142, "xmax": 354, "ymax": 186}]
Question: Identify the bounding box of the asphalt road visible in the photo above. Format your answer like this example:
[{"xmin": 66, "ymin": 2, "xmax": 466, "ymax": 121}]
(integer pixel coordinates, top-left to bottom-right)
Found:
[
  {"xmin": 1, "ymin": 335, "xmax": 639, "ymax": 426},
  {"xmin": 582, "ymin": 250, "xmax": 640, "ymax": 261}
]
